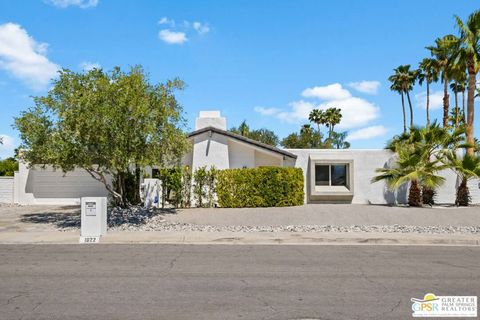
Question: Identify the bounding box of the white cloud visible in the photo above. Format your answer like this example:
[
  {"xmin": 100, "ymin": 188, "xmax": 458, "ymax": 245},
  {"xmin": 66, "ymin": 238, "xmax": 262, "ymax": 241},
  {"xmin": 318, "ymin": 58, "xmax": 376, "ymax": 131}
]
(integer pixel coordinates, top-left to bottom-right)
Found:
[
  {"xmin": 256, "ymin": 83, "xmax": 380, "ymax": 129},
  {"xmin": 0, "ymin": 134, "xmax": 16, "ymax": 159},
  {"xmin": 415, "ymin": 90, "xmax": 444, "ymax": 110},
  {"xmin": 193, "ymin": 22, "xmax": 210, "ymax": 35},
  {"xmin": 254, "ymin": 106, "xmax": 282, "ymax": 116},
  {"xmin": 347, "ymin": 125, "xmax": 388, "ymax": 141},
  {"xmin": 158, "ymin": 17, "xmax": 175, "ymax": 27},
  {"xmin": 158, "ymin": 29, "xmax": 188, "ymax": 44},
  {"xmin": 46, "ymin": 0, "xmax": 98, "ymax": 8},
  {"xmin": 0, "ymin": 23, "xmax": 59, "ymax": 90},
  {"xmin": 302, "ymin": 83, "xmax": 352, "ymax": 100},
  {"xmin": 80, "ymin": 61, "xmax": 100, "ymax": 71},
  {"xmin": 348, "ymin": 80, "xmax": 380, "ymax": 95}
]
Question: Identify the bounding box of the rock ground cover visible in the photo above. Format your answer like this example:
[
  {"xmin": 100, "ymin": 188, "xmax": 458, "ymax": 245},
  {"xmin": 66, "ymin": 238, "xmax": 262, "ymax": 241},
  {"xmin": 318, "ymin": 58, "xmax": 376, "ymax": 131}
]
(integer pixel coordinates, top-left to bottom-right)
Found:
[{"xmin": 61, "ymin": 206, "xmax": 480, "ymax": 234}]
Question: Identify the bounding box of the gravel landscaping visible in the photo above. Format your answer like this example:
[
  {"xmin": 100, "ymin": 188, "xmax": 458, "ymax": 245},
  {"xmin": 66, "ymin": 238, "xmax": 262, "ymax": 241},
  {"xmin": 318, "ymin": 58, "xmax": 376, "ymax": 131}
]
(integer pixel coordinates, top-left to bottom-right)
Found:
[{"xmin": 57, "ymin": 206, "xmax": 480, "ymax": 234}]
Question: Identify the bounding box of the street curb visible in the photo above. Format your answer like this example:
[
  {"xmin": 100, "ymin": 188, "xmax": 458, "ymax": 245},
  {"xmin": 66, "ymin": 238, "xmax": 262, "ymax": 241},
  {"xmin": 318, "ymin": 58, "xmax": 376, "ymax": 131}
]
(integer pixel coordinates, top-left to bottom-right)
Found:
[{"xmin": 0, "ymin": 231, "xmax": 479, "ymax": 246}]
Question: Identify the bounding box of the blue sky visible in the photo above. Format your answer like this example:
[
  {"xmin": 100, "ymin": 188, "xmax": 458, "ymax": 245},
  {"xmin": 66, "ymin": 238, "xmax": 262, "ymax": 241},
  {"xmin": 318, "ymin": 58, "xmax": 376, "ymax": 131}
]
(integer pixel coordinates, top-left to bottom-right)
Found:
[{"xmin": 0, "ymin": 0, "xmax": 479, "ymax": 158}]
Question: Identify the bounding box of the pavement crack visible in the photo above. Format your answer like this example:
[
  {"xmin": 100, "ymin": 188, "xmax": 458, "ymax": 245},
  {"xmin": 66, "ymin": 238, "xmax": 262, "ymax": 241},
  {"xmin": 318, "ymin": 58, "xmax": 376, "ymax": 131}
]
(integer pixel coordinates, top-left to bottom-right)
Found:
[
  {"xmin": 239, "ymin": 278, "xmax": 277, "ymax": 316},
  {"xmin": 1, "ymin": 294, "xmax": 24, "ymax": 307},
  {"xmin": 166, "ymin": 245, "xmax": 186, "ymax": 272}
]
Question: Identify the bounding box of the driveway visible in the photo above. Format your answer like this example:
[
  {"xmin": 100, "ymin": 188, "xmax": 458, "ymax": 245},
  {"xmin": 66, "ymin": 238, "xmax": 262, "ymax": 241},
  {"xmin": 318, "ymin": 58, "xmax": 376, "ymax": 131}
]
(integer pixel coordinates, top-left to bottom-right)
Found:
[
  {"xmin": 166, "ymin": 204, "xmax": 480, "ymax": 227},
  {"xmin": 0, "ymin": 205, "xmax": 80, "ymax": 232}
]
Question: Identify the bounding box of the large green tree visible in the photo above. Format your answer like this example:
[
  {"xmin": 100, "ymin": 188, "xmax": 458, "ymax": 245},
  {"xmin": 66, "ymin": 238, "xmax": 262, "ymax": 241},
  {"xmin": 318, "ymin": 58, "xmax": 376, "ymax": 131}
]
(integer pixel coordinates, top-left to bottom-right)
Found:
[
  {"xmin": 454, "ymin": 10, "xmax": 480, "ymax": 155},
  {"xmin": 15, "ymin": 66, "xmax": 189, "ymax": 207},
  {"xmin": 229, "ymin": 121, "xmax": 279, "ymax": 146},
  {"xmin": 281, "ymin": 124, "xmax": 323, "ymax": 149}
]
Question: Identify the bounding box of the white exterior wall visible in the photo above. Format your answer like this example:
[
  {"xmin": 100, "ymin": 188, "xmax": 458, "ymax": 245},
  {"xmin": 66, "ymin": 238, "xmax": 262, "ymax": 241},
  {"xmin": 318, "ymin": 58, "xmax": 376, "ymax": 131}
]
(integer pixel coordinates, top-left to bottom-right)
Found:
[
  {"xmin": 287, "ymin": 149, "xmax": 480, "ymax": 205},
  {"xmin": 0, "ymin": 177, "xmax": 14, "ymax": 203},
  {"xmin": 14, "ymin": 162, "xmax": 109, "ymax": 205},
  {"xmin": 254, "ymin": 150, "xmax": 282, "ymax": 167},
  {"xmin": 288, "ymin": 149, "xmax": 406, "ymax": 204},
  {"xmin": 192, "ymin": 132, "xmax": 230, "ymax": 170},
  {"xmin": 228, "ymin": 140, "xmax": 255, "ymax": 168}
]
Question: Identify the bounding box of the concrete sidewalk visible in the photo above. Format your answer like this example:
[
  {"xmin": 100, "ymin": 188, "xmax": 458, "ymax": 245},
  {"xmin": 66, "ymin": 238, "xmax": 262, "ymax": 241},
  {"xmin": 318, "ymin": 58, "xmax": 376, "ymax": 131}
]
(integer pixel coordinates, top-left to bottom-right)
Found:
[{"xmin": 0, "ymin": 230, "xmax": 479, "ymax": 246}]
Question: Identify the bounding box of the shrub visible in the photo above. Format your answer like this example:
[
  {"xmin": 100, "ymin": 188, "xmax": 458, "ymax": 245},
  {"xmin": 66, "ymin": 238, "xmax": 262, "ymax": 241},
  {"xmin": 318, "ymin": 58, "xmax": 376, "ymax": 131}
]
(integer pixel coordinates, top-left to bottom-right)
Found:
[
  {"xmin": 193, "ymin": 166, "xmax": 218, "ymax": 208},
  {"xmin": 216, "ymin": 167, "xmax": 304, "ymax": 208},
  {"xmin": 0, "ymin": 158, "xmax": 18, "ymax": 176}
]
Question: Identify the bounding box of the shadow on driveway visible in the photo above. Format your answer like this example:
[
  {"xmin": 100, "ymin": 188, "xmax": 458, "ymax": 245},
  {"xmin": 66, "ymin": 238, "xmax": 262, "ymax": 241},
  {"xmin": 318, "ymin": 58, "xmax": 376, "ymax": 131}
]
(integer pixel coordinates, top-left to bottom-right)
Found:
[{"xmin": 21, "ymin": 209, "xmax": 81, "ymax": 229}]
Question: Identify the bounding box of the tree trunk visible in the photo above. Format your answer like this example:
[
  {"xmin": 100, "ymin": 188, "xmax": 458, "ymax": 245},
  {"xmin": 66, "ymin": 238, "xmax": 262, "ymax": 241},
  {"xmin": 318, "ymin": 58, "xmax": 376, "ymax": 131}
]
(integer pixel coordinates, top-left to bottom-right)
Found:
[
  {"xmin": 316, "ymin": 123, "xmax": 321, "ymax": 145},
  {"xmin": 462, "ymin": 90, "xmax": 465, "ymax": 123},
  {"xmin": 421, "ymin": 186, "xmax": 435, "ymax": 206},
  {"xmin": 454, "ymin": 89, "xmax": 459, "ymax": 128},
  {"xmin": 406, "ymin": 90, "xmax": 414, "ymax": 129},
  {"xmin": 408, "ymin": 180, "xmax": 422, "ymax": 207},
  {"xmin": 426, "ymin": 81, "xmax": 430, "ymax": 128},
  {"xmin": 134, "ymin": 166, "xmax": 141, "ymax": 204},
  {"xmin": 401, "ymin": 92, "xmax": 406, "ymax": 134},
  {"xmin": 443, "ymin": 75, "xmax": 449, "ymax": 127},
  {"xmin": 466, "ymin": 58, "xmax": 476, "ymax": 156},
  {"xmin": 456, "ymin": 178, "xmax": 470, "ymax": 206}
]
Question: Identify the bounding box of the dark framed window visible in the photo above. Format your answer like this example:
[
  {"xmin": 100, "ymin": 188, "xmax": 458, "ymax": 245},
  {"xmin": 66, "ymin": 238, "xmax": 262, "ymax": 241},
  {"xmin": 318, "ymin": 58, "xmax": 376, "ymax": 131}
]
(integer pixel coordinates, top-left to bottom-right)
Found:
[
  {"xmin": 315, "ymin": 164, "xmax": 348, "ymax": 187},
  {"xmin": 331, "ymin": 165, "xmax": 347, "ymax": 186},
  {"xmin": 315, "ymin": 165, "xmax": 329, "ymax": 186}
]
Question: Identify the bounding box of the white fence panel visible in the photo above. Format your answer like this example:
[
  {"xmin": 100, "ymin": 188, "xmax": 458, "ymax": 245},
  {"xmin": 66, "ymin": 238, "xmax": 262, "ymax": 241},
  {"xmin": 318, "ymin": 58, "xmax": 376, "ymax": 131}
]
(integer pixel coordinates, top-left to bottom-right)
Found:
[{"xmin": 0, "ymin": 177, "xmax": 14, "ymax": 203}]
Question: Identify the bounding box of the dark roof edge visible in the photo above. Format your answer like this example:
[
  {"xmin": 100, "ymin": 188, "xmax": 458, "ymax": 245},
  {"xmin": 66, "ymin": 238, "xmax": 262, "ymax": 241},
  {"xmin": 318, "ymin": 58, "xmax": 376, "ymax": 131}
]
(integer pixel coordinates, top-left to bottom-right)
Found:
[{"xmin": 187, "ymin": 126, "xmax": 297, "ymax": 159}]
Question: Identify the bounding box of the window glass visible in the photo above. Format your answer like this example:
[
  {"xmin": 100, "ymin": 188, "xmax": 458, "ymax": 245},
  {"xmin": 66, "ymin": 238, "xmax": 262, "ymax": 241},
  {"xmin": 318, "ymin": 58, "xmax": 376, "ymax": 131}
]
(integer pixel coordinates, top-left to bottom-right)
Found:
[
  {"xmin": 331, "ymin": 165, "xmax": 347, "ymax": 186},
  {"xmin": 315, "ymin": 165, "xmax": 329, "ymax": 186}
]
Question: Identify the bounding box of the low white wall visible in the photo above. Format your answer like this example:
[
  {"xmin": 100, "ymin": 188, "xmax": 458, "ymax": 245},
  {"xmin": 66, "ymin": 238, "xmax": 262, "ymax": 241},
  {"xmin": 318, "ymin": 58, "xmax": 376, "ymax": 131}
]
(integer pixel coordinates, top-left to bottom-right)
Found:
[
  {"xmin": 0, "ymin": 177, "xmax": 14, "ymax": 203},
  {"xmin": 14, "ymin": 163, "xmax": 109, "ymax": 205}
]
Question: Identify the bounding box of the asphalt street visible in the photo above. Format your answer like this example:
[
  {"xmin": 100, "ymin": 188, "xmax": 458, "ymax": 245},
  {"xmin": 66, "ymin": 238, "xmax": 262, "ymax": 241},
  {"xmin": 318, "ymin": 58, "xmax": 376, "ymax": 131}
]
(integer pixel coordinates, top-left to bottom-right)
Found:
[{"xmin": 0, "ymin": 244, "xmax": 479, "ymax": 320}]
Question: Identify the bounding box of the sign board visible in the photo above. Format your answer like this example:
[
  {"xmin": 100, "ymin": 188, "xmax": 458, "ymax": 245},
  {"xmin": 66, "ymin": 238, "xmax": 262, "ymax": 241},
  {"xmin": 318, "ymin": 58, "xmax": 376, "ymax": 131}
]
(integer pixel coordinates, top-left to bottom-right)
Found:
[
  {"xmin": 80, "ymin": 197, "xmax": 107, "ymax": 242},
  {"xmin": 85, "ymin": 202, "xmax": 97, "ymax": 216}
]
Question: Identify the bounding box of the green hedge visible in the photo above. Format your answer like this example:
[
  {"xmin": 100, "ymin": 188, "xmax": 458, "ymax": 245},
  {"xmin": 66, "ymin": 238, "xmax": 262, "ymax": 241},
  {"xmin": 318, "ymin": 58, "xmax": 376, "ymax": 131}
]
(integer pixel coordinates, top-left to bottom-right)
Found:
[{"xmin": 216, "ymin": 167, "xmax": 304, "ymax": 208}]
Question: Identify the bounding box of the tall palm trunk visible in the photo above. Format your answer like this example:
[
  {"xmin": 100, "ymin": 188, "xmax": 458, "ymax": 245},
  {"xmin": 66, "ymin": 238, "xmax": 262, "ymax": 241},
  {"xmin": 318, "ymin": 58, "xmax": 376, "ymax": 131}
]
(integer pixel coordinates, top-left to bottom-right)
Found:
[
  {"xmin": 408, "ymin": 180, "xmax": 422, "ymax": 207},
  {"xmin": 401, "ymin": 92, "xmax": 406, "ymax": 134},
  {"xmin": 456, "ymin": 177, "xmax": 470, "ymax": 206},
  {"xmin": 406, "ymin": 90, "xmax": 414, "ymax": 129},
  {"xmin": 466, "ymin": 59, "xmax": 476, "ymax": 156},
  {"xmin": 443, "ymin": 75, "xmax": 450, "ymax": 127},
  {"xmin": 426, "ymin": 81, "xmax": 430, "ymax": 128},
  {"xmin": 454, "ymin": 88, "xmax": 459, "ymax": 128},
  {"xmin": 462, "ymin": 90, "xmax": 466, "ymax": 123}
]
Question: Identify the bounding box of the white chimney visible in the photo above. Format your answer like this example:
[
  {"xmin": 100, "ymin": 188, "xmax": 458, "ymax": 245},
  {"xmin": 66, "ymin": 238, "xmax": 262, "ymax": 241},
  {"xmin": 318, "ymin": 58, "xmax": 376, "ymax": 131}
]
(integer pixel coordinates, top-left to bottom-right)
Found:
[{"xmin": 195, "ymin": 110, "xmax": 227, "ymax": 130}]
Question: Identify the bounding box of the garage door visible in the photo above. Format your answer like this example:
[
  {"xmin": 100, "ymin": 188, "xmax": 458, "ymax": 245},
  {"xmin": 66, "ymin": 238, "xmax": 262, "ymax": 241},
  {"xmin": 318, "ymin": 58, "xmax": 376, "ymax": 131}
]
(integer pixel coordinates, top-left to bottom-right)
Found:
[{"xmin": 0, "ymin": 177, "xmax": 14, "ymax": 203}]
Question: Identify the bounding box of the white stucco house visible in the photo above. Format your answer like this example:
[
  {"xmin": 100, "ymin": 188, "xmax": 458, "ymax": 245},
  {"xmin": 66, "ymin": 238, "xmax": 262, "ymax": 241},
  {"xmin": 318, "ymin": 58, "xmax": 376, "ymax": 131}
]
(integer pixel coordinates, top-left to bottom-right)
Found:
[{"xmin": 2, "ymin": 110, "xmax": 479, "ymax": 205}]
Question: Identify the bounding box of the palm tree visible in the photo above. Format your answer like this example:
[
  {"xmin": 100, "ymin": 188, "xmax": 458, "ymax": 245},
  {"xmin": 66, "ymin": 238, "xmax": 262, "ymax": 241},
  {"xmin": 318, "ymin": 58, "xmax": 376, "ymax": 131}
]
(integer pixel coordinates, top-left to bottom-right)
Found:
[
  {"xmin": 324, "ymin": 107, "xmax": 342, "ymax": 140},
  {"xmin": 455, "ymin": 10, "xmax": 480, "ymax": 156},
  {"xmin": 386, "ymin": 122, "xmax": 459, "ymax": 205},
  {"xmin": 308, "ymin": 109, "xmax": 324, "ymax": 145},
  {"xmin": 238, "ymin": 120, "xmax": 250, "ymax": 136},
  {"xmin": 443, "ymin": 152, "xmax": 480, "ymax": 206},
  {"xmin": 418, "ymin": 58, "xmax": 440, "ymax": 128},
  {"xmin": 330, "ymin": 131, "xmax": 350, "ymax": 149},
  {"xmin": 372, "ymin": 143, "xmax": 445, "ymax": 207},
  {"xmin": 449, "ymin": 57, "xmax": 467, "ymax": 127},
  {"xmin": 427, "ymin": 35, "xmax": 459, "ymax": 127},
  {"xmin": 388, "ymin": 65, "xmax": 417, "ymax": 132}
]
